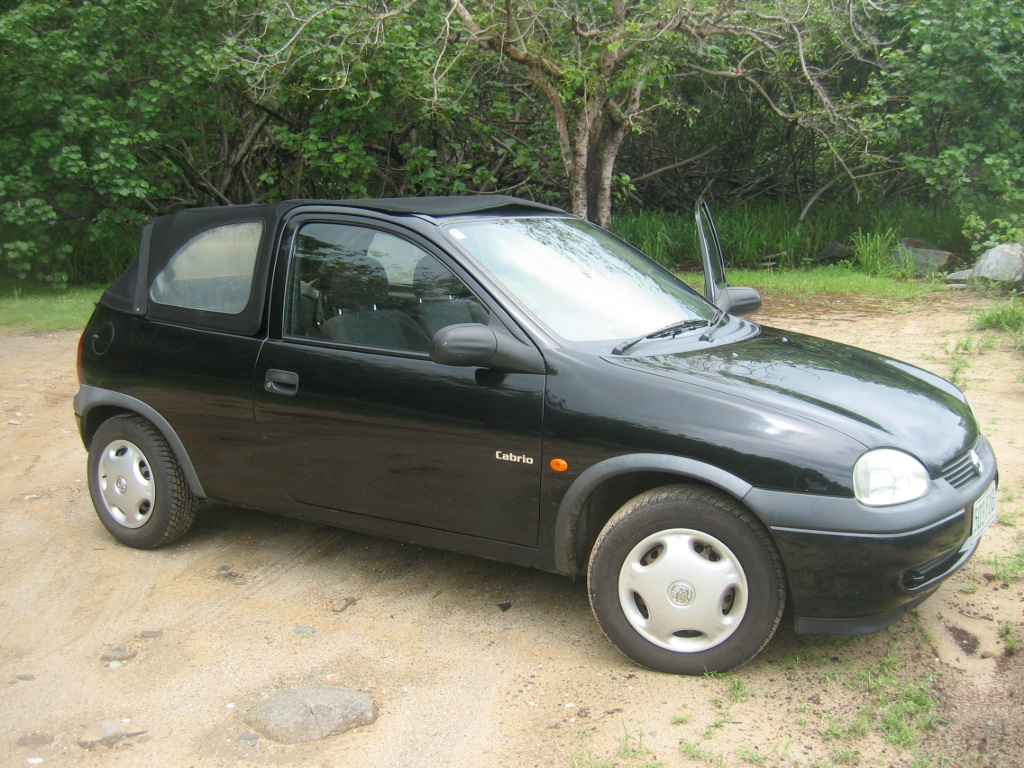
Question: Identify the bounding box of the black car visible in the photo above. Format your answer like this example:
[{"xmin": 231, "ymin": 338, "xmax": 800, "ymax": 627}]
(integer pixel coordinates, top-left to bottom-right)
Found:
[{"xmin": 75, "ymin": 196, "xmax": 998, "ymax": 674}]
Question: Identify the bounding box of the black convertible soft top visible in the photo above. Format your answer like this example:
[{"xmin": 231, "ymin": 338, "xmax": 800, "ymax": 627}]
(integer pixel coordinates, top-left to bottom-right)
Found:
[{"xmin": 100, "ymin": 195, "xmax": 564, "ymax": 335}]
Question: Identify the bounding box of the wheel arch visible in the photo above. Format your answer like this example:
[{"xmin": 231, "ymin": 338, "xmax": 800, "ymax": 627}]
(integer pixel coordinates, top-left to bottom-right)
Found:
[
  {"xmin": 552, "ymin": 454, "xmax": 756, "ymax": 576},
  {"xmin": 75, "ymin": 385, "xmax": 207, "ymax": 498}
]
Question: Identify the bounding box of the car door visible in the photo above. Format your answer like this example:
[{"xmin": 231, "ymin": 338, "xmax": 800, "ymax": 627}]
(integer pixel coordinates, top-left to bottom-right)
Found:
[{"xmin": 253, "ymin": 216, "xmax": 546, "ymax": 546}]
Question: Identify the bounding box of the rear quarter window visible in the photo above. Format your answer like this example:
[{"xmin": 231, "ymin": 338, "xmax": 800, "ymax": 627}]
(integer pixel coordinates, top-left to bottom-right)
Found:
[{"xmin": 150, "ymin": 221, "xmax": 264, "ymax": 313}]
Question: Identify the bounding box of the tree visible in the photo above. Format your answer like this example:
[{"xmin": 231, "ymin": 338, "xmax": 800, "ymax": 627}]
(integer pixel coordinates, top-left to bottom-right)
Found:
[
  {"xmin": 446, "ymin": 0, "xmax": 881, "ymax": 228},
  {"xmin": 224, "ymin": 0, "xmax": 543, "ymax": 200},
  {"xmin": 865, "ymin": 0, "xmax": 1024, "ymax": 248},
  {"xmin": 0, "ymin": 0, "xmax": 273, "ymax": 280}
]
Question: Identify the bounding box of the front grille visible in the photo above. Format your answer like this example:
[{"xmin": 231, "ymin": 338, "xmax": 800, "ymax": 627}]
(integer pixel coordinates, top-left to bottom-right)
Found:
[{"xmin": 942, "ymin": 450, "xmax": 981, "ymax": 489}]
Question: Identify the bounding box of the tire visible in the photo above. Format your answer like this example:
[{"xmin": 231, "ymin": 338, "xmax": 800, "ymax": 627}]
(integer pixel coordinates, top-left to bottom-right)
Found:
[
  {"xmin": 87, "ymin": 414, "xmax": 197, "ymax": 549},
  {"xmin": 588, "ymin": 484, "xmax": 785, "ymax": 675}
]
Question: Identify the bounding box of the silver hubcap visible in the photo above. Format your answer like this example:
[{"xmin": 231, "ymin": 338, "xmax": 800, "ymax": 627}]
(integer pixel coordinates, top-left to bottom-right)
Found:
[
  {"xmin": 97, "ymin": 439, "xmax": 155, "ymax": 528},
  {"xmin": 618, "ymin": 528, "xmax": 748, "ymax": 653}
]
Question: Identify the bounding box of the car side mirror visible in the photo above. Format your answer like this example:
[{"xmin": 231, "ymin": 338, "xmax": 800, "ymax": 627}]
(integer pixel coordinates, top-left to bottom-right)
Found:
[
  {"xmin": 695, "ymin": 198, "xmax": 761, "ymax": 317},
  {"xmin": 429, "ymin": 324, "xmax": 545, "ymax": 374},
  {"xmin": 720, "ymin": 285, "xmax": 762, "ymax": 317}
]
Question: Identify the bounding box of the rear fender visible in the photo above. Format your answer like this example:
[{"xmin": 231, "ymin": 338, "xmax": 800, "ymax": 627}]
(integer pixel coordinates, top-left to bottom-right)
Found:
[{"xmin": 74, "ymin": 385, "xmax": 207, "ymax": 498}]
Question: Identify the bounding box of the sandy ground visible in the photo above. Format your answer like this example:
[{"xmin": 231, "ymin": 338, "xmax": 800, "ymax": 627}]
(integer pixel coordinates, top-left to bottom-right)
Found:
[{"xmin": 1, "ymin": 291, "xmax": 1022, "ymax": 768}]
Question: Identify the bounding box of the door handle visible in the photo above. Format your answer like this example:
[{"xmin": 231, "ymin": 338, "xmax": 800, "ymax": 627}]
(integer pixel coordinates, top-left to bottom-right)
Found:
[{"xmin": 264, "ymin": 369, "xmax": 299, "ymax": 396}]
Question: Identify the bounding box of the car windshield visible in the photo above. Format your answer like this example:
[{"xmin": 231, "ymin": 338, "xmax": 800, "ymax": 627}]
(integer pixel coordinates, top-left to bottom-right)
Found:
[{"xmin": 444, "ymin": 217, "xmax": 715, "ymax": 344}]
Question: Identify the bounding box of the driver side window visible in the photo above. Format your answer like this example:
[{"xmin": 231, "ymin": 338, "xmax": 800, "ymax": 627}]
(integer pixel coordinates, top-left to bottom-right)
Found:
[{"xmin": 285, "ymin": 223, "xmax": 488, "ymax": 352}]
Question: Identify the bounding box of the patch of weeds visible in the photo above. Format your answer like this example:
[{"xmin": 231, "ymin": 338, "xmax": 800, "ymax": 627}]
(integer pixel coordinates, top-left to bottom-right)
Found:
[
  {"xmin": 959, "ymin": 577, "xmax": 980, "ymax": 595},
  {"xmin": 998, "ymin": 621, "xmax": 1020, "ymax": 657},
  {"xmin": 974, "ymin": 294, "xmax": 1024, "ymax": 353},
  {"xmin": 953, "ymin": 335, "xmax": 976, "ymax": 355},
  {"xmin": 771, "ymin": 740, "xmax": 793, "ymax": 759},
  {"xmin": 670, "ymin": 713, "xmax": 691, "ymax": 725},
  {"xmin": 703, "ymin": 708, "xmax": 734, "ymax": 738},
  {"xmin": 878, "ymin": 678, "xmax": 940, "ymax": 747},
  {"xmin": 679, "ymin": 740, "xmax": 723, "ymax": 767},
  {"xmin": 944, "ymin": 339, "xmax": 972, "ymax": 388},
  {"xmin": 570, "ymin": 727, "xmax": 613, "ymax": 768},
  {"xmin": 943, "ymin": 331, "xmax": 1002, "ymax": 388},
  {"xmin": 851, "ymin": 645, "xmax": 899, "ymax": 691},
  {"xmin": 986, "ymin": 536, "xmax": 1024, "ymax": 582},
  {"xmin": 821, "ymin": 711, "xmax": 870, "ymax": 741},
  {"xmin": 908, "ymin": 752, "xmax": 958, "ymax": 768},
  {"xmin": 725, "ymin": 676, "xmax": 754, "ymax": 703},
  {"xmin": 571, "ymin": 725, "xmax": 663, "ymax": 768},
  {"xmin": 618, "ymin": 726, "xmax": 662, "ymax": 768},
  {"xmin": 996, "ymin": 490, "xmax": 1021, "ymax": 527},
  {"xmin": 831, "ymin": 747, "xmax": 860, "ymax": 765},
  {"xmin": 737, "ymin": 745, "xmax": 766, "ymax": 764},
  {"xmin": 844, "ymin": 646, "xmax": 942, "ymax": 747}
]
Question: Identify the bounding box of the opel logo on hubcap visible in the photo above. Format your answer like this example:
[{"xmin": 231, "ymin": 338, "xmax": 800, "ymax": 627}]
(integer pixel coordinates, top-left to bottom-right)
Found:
[
  {"xmin": 115, "ymin": 476, "xmax": 128, "ymax": 494},
  {"xmin": 668, "ymin": 581, "xmax": 696, "ymax": 606}
]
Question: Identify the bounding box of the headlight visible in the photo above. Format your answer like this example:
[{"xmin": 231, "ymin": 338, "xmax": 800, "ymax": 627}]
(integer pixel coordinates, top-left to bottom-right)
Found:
[{"xmin": 853, "ymin": 449, "xmax": 930, "ymax": 506}]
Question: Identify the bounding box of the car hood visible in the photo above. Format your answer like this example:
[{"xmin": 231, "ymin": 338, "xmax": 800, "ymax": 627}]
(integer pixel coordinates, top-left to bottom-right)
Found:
[{"xmin": 605, "ymin": 326, "xmax": 977, "ymax": 470}]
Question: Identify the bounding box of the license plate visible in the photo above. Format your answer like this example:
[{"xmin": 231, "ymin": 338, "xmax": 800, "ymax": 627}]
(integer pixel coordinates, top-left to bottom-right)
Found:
[{"xmin": 972, "ymin": 482, "xmax": 998, "ymax": 537}]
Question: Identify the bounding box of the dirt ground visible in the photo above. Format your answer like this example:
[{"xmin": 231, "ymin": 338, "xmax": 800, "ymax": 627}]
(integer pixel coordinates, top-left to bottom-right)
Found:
[{"xmin": 2, "ymin": 291, "xmax": 1022, "ymax": 768}]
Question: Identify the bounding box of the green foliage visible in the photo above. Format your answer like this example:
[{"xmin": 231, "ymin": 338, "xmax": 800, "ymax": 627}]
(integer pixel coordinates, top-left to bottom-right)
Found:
[
  {"xmin": 0, "ymin": 0, "xmax": 250, "ymax": 281},
  {"xmin": 850, "ymin": 229, "xmax": 913, "ymax": 278},
  {"xmin": 867, "ymin": 0, "xmax": 1024, "ymax": 250},
  {"xmin": 0, "ymin": 0, "xmax": 1018, "ymax": 282}
]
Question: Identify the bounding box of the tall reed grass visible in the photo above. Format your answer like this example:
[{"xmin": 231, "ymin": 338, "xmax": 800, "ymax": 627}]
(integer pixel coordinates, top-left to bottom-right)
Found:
[{"xmin": 613, "ymin": 199, "xmax": 968, "ymax": 270}]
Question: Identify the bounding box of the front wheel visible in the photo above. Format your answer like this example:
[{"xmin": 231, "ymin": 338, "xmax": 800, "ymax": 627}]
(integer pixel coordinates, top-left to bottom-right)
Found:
[
  {"xmin": 87, "ymin": 414, "xmax": 197, "ymax": 549},
  {"xmin": 588, "ymin": 484, "xmax": 785, "ymax": 674}
]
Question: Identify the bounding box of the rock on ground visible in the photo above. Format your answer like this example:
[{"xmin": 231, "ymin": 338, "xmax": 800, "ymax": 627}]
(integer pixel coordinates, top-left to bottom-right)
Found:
[
  {"xmin": 972, "ymin": 243, "xmax": 1024, "ymax": 286},
  {"xmin": 244, "ymin": 685, "xmax": 378, "ymax": 744},
  {"xmin": 77, "ymin": 720, "xmax": 147, "ymax": 749}
]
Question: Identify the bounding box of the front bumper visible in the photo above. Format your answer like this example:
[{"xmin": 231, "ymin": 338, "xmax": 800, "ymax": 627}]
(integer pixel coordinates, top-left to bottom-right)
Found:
[{"xmin": 744, "ymin": 436, "xmax": 997, "ymax": 634}]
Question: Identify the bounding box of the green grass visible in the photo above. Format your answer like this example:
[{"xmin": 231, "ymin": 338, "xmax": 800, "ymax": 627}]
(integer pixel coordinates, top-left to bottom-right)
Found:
[
  {"xmin": 986, "ymin": 536, "xmax": 1024, "ymax": 583},
  {"xmin": 850, "ymin": 228, "xmax": 915, "ymax": 278},
  {"xmin": 974, "ymin": 295, "xmax": 1024, "ymax": 352},
  {"xmin": 678, "ymin": 263, "xmax": 941, "ymax": 307},
  {"xmin": 571, "ymin": 725, "xmax": 663, "ymax": 768},
  {"xmin": 0, "ymin": 280, "xmax": 100, "ymax": 331},
  {"xmin": 845, "ymin": 646, "xmax": 941, "ymax": 748},
  {"xmin": 614, "ymin": 199, "xmax": 969, "ymax": 270}
]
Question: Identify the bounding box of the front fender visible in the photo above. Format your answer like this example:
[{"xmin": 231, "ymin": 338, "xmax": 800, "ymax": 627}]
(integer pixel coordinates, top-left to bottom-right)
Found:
[{"xmin": 552, "ymin": 453, "xmax": 754, "ymax": 575}]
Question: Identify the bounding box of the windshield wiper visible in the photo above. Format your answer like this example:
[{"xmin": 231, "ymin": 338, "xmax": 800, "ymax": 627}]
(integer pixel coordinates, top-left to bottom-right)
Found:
[
  {"xmin": 699, "ymin": 308, "xmax": 728, "ymax": 342},
  {"xmin": 612, "ymin": 319, "xmax": 711, "ymax": 356}
]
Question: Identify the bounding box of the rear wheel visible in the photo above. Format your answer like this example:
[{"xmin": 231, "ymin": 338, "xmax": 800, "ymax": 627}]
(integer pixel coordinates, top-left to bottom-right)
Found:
[
  {"xmin": 588, "ymin": 484, "xmax": 785, "ymax": 674},
  {"xmin": 88, "ymin": 415, "xmax": 196, "ymax": 549}
]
